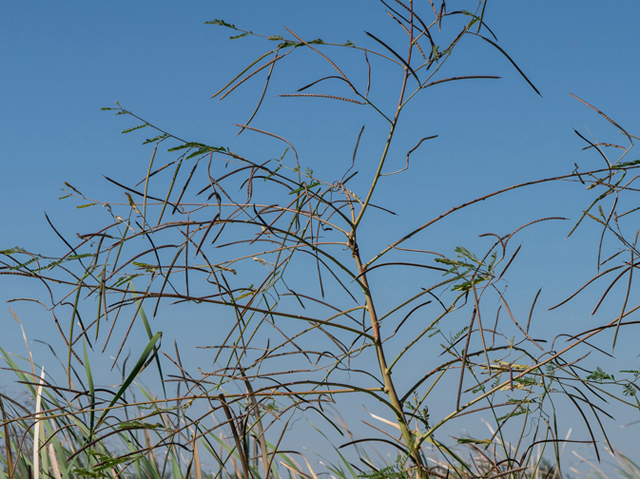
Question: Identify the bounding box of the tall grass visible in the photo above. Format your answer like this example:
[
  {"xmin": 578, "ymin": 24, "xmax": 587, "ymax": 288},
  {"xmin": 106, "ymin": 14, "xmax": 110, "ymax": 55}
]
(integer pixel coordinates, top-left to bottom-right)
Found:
[{"xmin": 2, "ymin": 1, "xmax": 640, "ymax": 478}]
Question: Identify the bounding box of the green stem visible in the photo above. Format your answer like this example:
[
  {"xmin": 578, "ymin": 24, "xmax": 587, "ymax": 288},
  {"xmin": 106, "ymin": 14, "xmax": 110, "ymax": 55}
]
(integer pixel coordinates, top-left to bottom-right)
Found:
[
  {"xmin": 353, "ymin": 57, "xmax": 411, "ymax": 230},
  {"xmin": 352, "ymin": 246, "xmax": 426, "ymax": 474}
]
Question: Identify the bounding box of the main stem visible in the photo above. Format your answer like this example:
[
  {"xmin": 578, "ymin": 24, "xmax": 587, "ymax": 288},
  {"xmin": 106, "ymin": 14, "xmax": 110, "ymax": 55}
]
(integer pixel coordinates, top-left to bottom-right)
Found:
[
  {"xmin": 351, "ymin": 6, "xmax": 425, "ymax": 473},
  {"xmin": 352, "ymin": 245, "xmax": 426, "ymax": 475}
]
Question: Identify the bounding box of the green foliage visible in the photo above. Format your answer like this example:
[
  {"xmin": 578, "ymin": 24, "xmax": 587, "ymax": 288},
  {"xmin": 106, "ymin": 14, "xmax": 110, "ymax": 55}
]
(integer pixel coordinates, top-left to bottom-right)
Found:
[
  {"xmin": 205, "ymin": 19, "xmax": 237, "ymax": 30},
  {"xmin": 121, "ymin": 123, "xmax": 149, "ymax": 134},
  {"xmin": 588, "ymin": 366, "xmax": 615, "ymax": 383}
]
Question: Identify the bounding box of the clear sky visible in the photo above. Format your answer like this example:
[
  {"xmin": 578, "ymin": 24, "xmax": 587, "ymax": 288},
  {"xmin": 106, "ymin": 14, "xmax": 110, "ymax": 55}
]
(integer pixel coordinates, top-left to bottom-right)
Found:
[{"xmin": 2, "ymin": 2, "xmax": 640, "ymax": 475}]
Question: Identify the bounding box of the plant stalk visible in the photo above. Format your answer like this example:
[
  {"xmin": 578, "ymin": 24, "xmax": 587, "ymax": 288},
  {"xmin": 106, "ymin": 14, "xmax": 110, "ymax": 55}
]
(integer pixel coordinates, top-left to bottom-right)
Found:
[{"xmin": 352, "ymin": 245, "xmax": 426, "ymax": 475}]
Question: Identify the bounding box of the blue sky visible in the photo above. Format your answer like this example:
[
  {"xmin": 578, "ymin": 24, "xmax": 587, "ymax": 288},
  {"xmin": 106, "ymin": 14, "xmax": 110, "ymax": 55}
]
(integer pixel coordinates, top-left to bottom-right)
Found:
[{"xmin": 2, "ymin": 2, "xmax": 640, "ymax": 474}]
